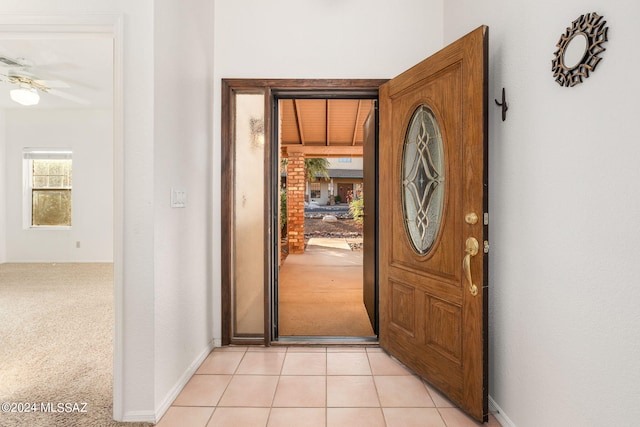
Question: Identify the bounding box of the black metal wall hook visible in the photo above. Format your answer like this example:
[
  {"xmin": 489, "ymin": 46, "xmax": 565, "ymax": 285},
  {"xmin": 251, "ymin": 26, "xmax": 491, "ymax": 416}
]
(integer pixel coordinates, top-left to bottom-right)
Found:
[{"xmin": 494, "ymin": 88, "xmax": 508, "ymax": 121}]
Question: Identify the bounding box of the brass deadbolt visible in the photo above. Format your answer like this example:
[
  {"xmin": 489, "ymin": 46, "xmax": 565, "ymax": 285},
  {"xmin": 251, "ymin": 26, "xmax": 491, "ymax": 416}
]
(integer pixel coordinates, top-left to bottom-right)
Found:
[{"xmin": 465, "ymin": 212, "xmax": 479, "ymax": 225}]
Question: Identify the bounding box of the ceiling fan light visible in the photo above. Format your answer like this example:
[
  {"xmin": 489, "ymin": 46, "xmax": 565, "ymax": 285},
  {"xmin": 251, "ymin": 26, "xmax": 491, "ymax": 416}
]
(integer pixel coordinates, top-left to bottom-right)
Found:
[{"xmin": 10, "ymin": 87, "xmax": 40, "ymax": 106}]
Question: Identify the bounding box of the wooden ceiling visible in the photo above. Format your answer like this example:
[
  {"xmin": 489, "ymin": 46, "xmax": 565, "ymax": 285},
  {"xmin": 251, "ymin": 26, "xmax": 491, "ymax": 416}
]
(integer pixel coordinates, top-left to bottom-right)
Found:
[{"xmin": 280, "ymin": 99, "xmax": 374, "ymax": 157}]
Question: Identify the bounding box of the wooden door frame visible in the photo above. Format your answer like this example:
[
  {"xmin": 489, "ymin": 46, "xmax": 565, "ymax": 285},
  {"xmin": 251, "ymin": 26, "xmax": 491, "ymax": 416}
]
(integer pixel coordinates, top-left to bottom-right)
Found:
[{"xmin": 221, "ymin": 79, "xmax": 387, "ymax": 346}]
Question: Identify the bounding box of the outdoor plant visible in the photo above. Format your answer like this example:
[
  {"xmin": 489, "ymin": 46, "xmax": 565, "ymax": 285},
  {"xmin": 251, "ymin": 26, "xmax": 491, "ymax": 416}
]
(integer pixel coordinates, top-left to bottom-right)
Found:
[
  {"xmin": 349, "ymin": 197, "xmax": 364, "ymax": 225},
  {"xmin": 304, "ymin": 158, "xmax": 330, "ymax": 182},
  {"xmin": 280, "ymin": 157, "xmax": 330, "ymax": 182}
]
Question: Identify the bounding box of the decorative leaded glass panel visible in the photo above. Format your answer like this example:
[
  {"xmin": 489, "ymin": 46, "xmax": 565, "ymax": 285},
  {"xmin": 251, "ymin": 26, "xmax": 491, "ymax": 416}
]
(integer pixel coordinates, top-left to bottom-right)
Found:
[{"xmin": 401, "ymin": 105, "xmax": 445, "ymax": 255}]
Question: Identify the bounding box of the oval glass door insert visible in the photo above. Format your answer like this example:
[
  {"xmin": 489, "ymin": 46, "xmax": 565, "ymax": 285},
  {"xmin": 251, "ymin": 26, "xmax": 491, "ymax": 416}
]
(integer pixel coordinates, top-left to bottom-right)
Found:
[{"xmin": 402, "ymin": 105, "xmax": 445, "ymax": 255}]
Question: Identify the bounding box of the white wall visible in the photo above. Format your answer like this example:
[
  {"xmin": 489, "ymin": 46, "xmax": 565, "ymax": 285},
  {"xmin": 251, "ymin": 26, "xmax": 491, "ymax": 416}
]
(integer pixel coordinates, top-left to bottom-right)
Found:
[
  {"xmin": 0, "ymin": 111, "xmax": 6, "ymax": 263},
  {"xmin": 213, "ymin": 0, "xmax": 444, "ymax": 342},
  {"xmin": 152, "ymin": 0, "xmax": 215, "ymax": 417},
  {"xmin": 444, "ymin": 2, "xmax": 640, "ymax": 426},
  {"xmin": 214, "ymin": 0, "xmax": 443, "ymax": 79},
  {"xmin": 328, "ymin": 157, "xmax": 364, "ymax": 170},
  {"xmin": 3, "ymin": 109, "xmax": 113, "ymax": 262}
]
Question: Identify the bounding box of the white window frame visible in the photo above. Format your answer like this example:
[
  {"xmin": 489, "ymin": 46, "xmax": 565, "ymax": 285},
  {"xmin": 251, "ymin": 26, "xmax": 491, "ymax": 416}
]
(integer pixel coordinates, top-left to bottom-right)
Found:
[
  {"xmin": 22, "ymin": 148, "xmax": 73, "ymax": 230},
  {"xmin": 310, "ymin": 182, "xmax": 321, "ymax": 200}
]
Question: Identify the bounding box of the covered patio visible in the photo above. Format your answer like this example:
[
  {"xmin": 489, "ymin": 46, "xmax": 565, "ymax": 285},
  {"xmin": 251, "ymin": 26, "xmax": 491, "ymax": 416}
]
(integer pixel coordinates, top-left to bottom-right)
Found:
[{"xmin": 278, "ymin": 237, "xmax": 373, "ymax": 337}]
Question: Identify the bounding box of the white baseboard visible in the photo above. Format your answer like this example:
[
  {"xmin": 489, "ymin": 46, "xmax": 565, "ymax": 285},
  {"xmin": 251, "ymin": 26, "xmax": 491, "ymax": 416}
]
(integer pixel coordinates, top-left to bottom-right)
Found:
[
  {"xmin": 489, "ymin": 396, "xmax": 517, "ymax": 427},
  {"xmin": 153, "ymin": 338, "xmax": 217, "ymax": 423},
  {"xmin": 121, "ymin": 410, "xmax": 156, "ymax": 423}
]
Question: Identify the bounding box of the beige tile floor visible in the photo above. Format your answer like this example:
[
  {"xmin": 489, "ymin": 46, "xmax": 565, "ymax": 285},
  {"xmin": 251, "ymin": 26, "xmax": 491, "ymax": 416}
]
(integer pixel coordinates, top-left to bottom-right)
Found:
[{"xmin": 156, "ymin": 346, "xmax": 502, "ymax": 427}]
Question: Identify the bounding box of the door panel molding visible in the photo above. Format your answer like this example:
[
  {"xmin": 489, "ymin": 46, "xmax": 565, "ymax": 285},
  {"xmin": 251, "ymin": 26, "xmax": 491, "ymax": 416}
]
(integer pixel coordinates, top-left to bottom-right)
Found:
[
  {"xmin": 426, "ymin": 297, "xmax": 463, "ymax": 362},
  {"xmin": 389, "ymin": 280, "xmax": 416, "ymax": 335}
]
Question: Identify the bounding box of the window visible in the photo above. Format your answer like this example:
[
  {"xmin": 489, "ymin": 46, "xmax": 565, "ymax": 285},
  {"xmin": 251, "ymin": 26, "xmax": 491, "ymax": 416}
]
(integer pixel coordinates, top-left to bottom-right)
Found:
[
  {"xmin": 23, "ymin": 149, "xmax": 73, "ymax": 227},
  {"xmin": 310, "ymin": 182, "xmax": 321, "ymax": 199},
  {"xmin": 338, "ymin": 157, "xmax": 352, "ymax": 163}
]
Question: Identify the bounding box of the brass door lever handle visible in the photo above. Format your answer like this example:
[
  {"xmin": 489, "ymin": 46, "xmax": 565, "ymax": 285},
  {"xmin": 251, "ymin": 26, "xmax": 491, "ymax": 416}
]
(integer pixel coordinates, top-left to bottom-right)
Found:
[{"xmin": 463, "ymin": 237, "xmax": 479, "ymax": 296}]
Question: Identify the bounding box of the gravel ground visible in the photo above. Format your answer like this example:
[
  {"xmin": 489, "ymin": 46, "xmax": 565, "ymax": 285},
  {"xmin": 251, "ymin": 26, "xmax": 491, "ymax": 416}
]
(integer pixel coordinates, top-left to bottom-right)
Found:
[
  {"xmin": 304, "ymin": 217, "xmax": 362, "ymax": 237},
  {"xmin": 281, "ymin": 218, "xmax": 363, "ymax": 260}
]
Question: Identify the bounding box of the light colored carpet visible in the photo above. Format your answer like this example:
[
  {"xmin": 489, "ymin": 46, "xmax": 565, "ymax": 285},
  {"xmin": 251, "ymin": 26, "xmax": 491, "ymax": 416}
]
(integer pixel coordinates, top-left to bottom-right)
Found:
[
  {"xmin": 0, "ymin": 263, "xmax": 152, "ymax": 427},
  {"xmin": 278, "ymin": 239, "xmax": 375, "ymax": 337}
]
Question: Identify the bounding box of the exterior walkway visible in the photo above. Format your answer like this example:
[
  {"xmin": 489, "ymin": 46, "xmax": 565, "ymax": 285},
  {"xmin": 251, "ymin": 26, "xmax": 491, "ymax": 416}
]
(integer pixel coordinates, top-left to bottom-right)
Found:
[
  {"xmin": 278, "ymin": 237, "xmax": 373, "ymax": 337},
  {"xmin": 156, "ymin": 346, "xmax": 502, "ymax": 427}
]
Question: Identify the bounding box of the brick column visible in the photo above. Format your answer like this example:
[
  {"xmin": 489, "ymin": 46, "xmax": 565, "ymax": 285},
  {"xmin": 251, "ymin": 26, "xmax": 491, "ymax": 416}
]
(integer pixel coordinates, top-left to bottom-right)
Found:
[{"xmin": 287, "ymin": 152, "xmax": 306, "ymax": 254}]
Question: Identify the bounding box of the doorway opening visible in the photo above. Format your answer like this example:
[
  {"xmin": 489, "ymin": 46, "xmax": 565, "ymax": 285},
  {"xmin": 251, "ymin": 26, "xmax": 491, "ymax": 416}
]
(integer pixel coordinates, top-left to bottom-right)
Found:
[
  {"xmin": 274, "ymin": 95, "xmax": 379, "ymax": 342},
  {"xmin": 0, "ymin": 16, "xmax": 123, "ymax": 424},
  {"xmin": 221, "ymin": 79, "xmax": 386, "ymax": 346},
  {"xmin": 278, "ymin": 157, "xmax": 369, "ymax": 340}
]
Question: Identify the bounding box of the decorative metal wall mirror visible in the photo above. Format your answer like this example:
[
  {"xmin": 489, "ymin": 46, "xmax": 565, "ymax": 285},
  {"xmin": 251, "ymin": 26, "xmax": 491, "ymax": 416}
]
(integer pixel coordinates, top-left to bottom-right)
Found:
[{"xmin": 552, "ymin": 12, "xmax": 608, "ymax": 87}]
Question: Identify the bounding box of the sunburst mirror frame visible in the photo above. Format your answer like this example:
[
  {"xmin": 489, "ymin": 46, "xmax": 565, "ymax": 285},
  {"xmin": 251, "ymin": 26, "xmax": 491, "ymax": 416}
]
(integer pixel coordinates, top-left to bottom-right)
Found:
[{"xmin": 552, "ymin": 12, "xmax": 608, "ymax": 87}]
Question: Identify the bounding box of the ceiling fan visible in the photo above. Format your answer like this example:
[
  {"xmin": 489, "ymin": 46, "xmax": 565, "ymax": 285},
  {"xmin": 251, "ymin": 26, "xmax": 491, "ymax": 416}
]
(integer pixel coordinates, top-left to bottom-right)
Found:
[{"xmin": 0, "ymin": 55, "xmax": 89, "ymax": 106}]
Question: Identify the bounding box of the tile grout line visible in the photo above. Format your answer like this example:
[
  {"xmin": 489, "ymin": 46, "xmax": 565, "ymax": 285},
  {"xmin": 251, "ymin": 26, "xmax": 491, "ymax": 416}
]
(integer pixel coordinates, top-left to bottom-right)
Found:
[
  {"xmin": 365, "ymin": 347, "xmax": 388, "ymax": 426},
  {"xmin": 265, "ymin": 346, "xmax": 290, "ymax": 426},
  {"xmin": 214, "ymin": 347, "xmax": 248, "ymax": 421},
  {"xmin": 325, "ymin": 347, "xmax": 328, "ymax": 427}
]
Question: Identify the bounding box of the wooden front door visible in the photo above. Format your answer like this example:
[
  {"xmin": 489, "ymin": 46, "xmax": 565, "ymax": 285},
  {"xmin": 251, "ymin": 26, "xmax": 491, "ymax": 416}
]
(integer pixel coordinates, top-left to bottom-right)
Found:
[
  {"xmin": 363, "ymin": 107, "xmax": 378, "ymax": 332},
  {"xmin": 337, "ymin": 183, "xmax": 353, "ymax": 204},
  {"xmin": 378, "ymin": 26, "xmax": 488, "ymax": 421}
]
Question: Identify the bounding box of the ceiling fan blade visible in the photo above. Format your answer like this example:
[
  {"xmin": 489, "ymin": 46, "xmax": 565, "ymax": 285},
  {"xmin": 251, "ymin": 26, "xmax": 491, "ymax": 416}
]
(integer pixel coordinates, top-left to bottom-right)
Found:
[
  {"xmin": 46, "ymin": 89, "xmax": 90, "ymax": 105},
  {"xmin": 30, "ymin": 68, "xmax": 98, "ymax": 91},
  {"xmin": 33, "ymin": 79, "xmax": 70, "ymax": 89},
  {"xmin": 0, "ymin": 55, "xmax": 29, "ymax": 68}
]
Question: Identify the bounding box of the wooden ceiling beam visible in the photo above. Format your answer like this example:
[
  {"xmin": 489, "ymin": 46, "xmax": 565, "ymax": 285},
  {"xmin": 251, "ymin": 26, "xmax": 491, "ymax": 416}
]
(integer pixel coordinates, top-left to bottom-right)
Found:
[
  {"xmin": 282, "ymin": 145, "xmax": 363, "ymax": 158},
  {"xmin": 325, "ymin": 99, "xmax": 330, "ymax": 146},
  {"xmin": 352, "ymin": 100, "xmax": 363, "ymax": 146},
  {"xmin": 293, "ymin": 99, "xmax": 305, "ymax": 145}
]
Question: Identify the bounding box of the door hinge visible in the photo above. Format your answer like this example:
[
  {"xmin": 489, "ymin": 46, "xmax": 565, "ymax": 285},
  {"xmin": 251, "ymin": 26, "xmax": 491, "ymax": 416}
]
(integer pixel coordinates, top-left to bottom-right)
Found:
[{"xmin": 483, "ymin": 212, "xmax": 489, "ymax": 225}]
